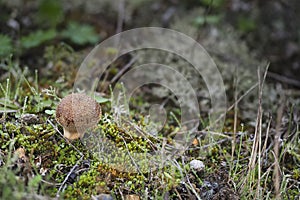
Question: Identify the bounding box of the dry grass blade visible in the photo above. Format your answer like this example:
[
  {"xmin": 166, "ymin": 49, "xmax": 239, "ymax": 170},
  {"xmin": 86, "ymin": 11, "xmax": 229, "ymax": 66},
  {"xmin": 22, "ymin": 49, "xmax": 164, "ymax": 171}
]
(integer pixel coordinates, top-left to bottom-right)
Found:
[
  {"xmin": 232, "ymin": 67, "xmax": 239, "ymax": 170},
  {"xmin": 274, "ymin": 93, "xmax": 285, "ymax": 199},
  {"xmin": 203, "ymin": 82, "xmax": 259, "ymax": 132},
  {"xmin": 120, "ymin": 136, "xmax": 146, "ymax": 176},
  {"xmin": 110, "ymin": 56, "xmax": 138, "ymax": 84},
  {"xmin": 240, "ymin": 63, "xmax": 269, "ymax": 198}
]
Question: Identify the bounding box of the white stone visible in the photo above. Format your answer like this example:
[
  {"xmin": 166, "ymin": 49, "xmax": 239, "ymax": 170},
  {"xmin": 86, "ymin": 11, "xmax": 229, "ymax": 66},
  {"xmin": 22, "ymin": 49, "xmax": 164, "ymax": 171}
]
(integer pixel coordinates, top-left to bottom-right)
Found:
[{"xmin": 190, "ymin": 159, "xmax": 205, "ymax": 170}]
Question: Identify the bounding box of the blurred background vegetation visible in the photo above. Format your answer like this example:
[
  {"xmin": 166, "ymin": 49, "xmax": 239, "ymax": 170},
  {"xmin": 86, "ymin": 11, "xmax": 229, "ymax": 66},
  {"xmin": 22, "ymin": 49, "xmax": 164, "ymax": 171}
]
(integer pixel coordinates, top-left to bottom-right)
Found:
[{"xmin": 0, "ymin": 0, "xmax": 299, "ymax": 83}]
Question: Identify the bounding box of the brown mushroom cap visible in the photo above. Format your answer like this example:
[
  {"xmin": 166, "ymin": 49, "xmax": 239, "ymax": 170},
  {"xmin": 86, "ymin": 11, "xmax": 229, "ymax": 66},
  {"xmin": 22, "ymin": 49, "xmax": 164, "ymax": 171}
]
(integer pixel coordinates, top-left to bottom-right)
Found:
[{"xmin": 56, "ymin": 93, "xmax": 101, "ymax": 140}]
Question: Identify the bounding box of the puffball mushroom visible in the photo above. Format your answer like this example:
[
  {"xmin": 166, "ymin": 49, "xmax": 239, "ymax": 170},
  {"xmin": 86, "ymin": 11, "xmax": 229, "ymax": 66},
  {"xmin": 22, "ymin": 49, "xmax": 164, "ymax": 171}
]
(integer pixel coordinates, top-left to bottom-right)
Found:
[{"xmin": 56, "ymin": 93, "xmax": 101, "ymax": 140}]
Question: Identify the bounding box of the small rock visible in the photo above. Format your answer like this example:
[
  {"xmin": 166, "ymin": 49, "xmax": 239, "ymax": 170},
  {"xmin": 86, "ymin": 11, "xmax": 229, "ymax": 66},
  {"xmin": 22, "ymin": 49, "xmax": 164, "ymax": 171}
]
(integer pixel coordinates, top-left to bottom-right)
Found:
[
  {"xmin": 190, "ymin": 159, "xmax": 205, "ymax": 171},
  {"xmin": 91, "ymin": 194, "xmax": 113, "ymax": 200},
  {"xmin": 220, "ymin": 161, "xmax": 227, "ymax": 167},
  {"xmin": 21, "ymin": 114, "xmax": 39, "ymax": 124},
  {"xmin": 125, "ymin": 194, "xmax": 140, "ymax": 200}
]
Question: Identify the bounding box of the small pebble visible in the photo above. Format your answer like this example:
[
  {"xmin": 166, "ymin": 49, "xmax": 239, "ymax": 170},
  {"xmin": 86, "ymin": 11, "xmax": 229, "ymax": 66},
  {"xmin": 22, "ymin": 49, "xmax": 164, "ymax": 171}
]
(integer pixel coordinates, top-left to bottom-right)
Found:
[
  {"xmin": 221, "ymin": 161, "xmax": 227, "ymax": 167},
  {"xmin": 21, "ymin": 114, "xmax": 39, "ymax": 124},
  {"xmin": 125, "ymin": 194, "xmax": 140, "ymax": 200},
  {"xmin": 190, "ymin": 159, "xmax": 205, "ymax": 171},
  {"xmin": 91, "ymin": 194, "xmax": 113, "ymax": 200}
]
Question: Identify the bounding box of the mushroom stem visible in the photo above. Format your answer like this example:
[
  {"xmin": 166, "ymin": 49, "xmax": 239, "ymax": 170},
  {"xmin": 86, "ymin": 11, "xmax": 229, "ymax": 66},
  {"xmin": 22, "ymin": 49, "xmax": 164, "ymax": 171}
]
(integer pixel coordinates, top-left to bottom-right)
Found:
[{"xmin": 63, "ymin": 128, "xmax": 83, "ymax": 140}]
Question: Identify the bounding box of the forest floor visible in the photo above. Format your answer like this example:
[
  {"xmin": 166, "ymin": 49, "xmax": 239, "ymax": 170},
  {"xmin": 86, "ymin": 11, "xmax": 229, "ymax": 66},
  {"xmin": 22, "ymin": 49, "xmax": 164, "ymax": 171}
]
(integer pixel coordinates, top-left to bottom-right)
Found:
[{"xmin": 0, "ymin": 1, "xmax": 299, "ymax": 199}]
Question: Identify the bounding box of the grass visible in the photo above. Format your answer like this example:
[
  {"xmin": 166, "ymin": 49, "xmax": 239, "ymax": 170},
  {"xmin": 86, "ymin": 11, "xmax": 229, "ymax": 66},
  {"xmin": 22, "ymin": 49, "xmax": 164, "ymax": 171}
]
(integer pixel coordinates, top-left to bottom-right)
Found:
[{"xmin": 0, "ymin": 51, "xmax": 299, "ymax": 200}]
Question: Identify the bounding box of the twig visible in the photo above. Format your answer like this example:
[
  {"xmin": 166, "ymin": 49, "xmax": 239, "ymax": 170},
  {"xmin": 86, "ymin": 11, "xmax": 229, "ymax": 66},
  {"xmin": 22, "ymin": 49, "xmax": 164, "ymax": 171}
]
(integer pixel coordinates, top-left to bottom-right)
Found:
[
  {"xmin": 123, "ymin": 118, "xmax": 161, "ymax": 151},
  {"xmin": 47, "ymin": 118, "xmax": 86, "ymax": 196},
  {"xmin": 120, "ymin": 136, "xmax": 146, "ymax": 176},
  {"xmin": 267, "ymin": 71, "xmax": 300, "ymax": 88},
  {"xmin": 262, "ymin": 162, "xmax": 275, "ymax": 190},
  {"xmin": 118, "ymin": 186, "xmax": 125, "ymax": 200},
  {"xmin": 284, "ymin": 89, "xmax": 300, "ymax": 96},
  {"xmin": 40, "ymin": 179, "xmax": 61, "ymax": 186},
  {"xmin": 174, "ymin": 188, "xmax": 183, "ymax": 200},
  {"xmin": 198, "ymin": 130, "xmax": 232, "ymax": 139},
  {"xmin": 274, "ymin": 93, "xmax": 285, "ymax": 199},
  {"xmin": 175, "ymin": 156, "xmax": 201, "ymax": 200},
  {"xmin": 180, "ymin": 157, "xmax": 201, "ymax": 200},
  {"xmin": 110, "ymin": 56, "xmax": 138, "ymax": 84},
  {"xmin": 56, "ymin": 157, "xmax": 83, "ymax": 197},
  {"xmin": 47, "ymin": 119, "xmax": 83, "ymax": 157}
]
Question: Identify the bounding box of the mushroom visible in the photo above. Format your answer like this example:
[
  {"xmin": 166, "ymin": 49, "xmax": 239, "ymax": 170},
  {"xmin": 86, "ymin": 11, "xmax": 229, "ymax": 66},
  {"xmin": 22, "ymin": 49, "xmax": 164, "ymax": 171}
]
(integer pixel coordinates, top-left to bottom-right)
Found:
[{"xmin": 56, "ymin": 93, "xmax": 101, "ymax": 140}]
